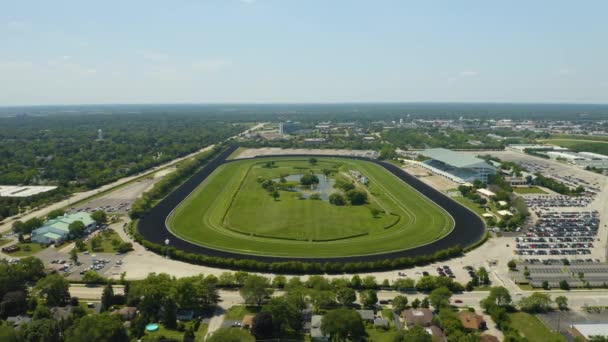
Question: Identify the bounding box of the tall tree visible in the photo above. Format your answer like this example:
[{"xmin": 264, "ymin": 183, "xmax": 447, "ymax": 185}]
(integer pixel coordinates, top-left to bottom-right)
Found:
[
  {"xmin": 429, "ymin": 287, "xmax": 452, "ymax": 310},
  {"xmin": 162, "ymin": 297, "xmax": 178, "ymax": 329},
  {"xmin": 394, "ymin": 324, "xmax": 432, "ymax": 342},
  {"xmin": 100, "ymin": 284, "xmax": 114, "ymax": 312},
  {"xmin": 336, "ymin": 287, "xmax": 356, "ymax": 306},
  {"xmin": 321, "ymin": 308, "xmax": 366, "ymax": 341},
  {"xmin": 251, "ymin": 312, "xmax": 274, "ymax": 340},
  {"xmin": 34, "ymin": 273, "xmax": 70, "ymax": 307},
  {"xmin": 240, "ymin": 275, "xmax": 272, "ymax": 306},
  {"xmin": 65, "ymin": 313, "xmax": 129, "ymax": 342}
]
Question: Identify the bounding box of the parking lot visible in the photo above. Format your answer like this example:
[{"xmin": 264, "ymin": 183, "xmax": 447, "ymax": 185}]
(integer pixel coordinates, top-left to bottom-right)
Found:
[
  {"xmin": 514, "ymin": 261, "xmax": 608, "ymax": 288},
  {"xmin": 39, "ymin": 246, "xmax": 127, "ymax": 281}
]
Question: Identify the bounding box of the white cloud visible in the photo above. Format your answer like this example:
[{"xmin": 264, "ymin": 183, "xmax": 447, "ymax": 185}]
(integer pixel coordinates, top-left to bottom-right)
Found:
[
  {"xmin": 459, "ymin": 71, "xmax": 478, "ymax": 77},
  {"xmin": 192, "ymin": 58, "xmax": 231, "ymax": 72}
]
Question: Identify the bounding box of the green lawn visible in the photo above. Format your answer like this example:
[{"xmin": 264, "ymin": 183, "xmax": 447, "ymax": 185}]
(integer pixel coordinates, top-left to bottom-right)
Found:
[
  {"xmin": 167, "ymin": 157, "xmax": 454, "ymax": 258},
  {"xmin": 538, "ymin": 139, "xmax": 608, "ymax": 156},
  {"xmin": 366, "ymin": 326, "xmax": 398, "ymax": 342},
  {"xmin": 0, "ymin": 238, "xmax": 11, "ymax": 247},
  {"xmin": 86, "ymin": 229, "xmax": 125, "ymax": 253},
  {"xmin": 10, "ymin": 242, "xmax": 47, "ymax": 256},
  {"xmin": 226, "ymin": 147, "xmax": 247, "ymax": 160},
  {"xmin": 513, "ymin": 187, "xmax": 547, "ymax": 194},
  {"xmin": 143, "ymin": 322, "xmax": 209, "ymax": 340},
  {"xmin": 452, "ymin": 196, "xmax": 487, "ymax": 217},
  {"xmin": 224, "ymin": 305, "xmax": 261, "ymax": 320},
  {"xmin": 508, "ymin": 312, "xmax": 565, "ymax": 342}
]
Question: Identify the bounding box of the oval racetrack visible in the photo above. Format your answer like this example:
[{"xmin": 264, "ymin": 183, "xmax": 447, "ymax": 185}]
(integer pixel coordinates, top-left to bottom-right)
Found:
[{"xmin": 137, "ymin": 146, "xmax": 486, "ymax": 262}]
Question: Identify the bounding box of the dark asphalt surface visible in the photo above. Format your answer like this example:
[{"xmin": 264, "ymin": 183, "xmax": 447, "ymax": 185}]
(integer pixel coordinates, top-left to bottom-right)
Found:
[{"xmin": 138, "ymin": 146, "xmax": 486, "ymax": 262}]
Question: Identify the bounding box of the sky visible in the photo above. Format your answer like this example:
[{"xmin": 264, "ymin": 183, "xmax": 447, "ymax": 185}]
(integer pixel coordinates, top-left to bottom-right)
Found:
[{"xmin": 1, "ymin": 0, "xmax": 608, "ymax": 106}]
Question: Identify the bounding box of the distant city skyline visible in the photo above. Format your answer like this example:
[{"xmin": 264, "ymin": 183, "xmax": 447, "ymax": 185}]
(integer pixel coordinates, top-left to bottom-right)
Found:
[{"xmin": 2, "ymin": 0, "xmax": 608, "ymax": 105}]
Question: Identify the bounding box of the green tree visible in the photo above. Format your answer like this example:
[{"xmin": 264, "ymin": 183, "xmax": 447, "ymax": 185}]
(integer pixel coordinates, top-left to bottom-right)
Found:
[
  {"xmin": 336, "ymin": 287, "xmax": 356, "ymax": 306},
  {"xmin": 393, "ymin": 295, "xmax": 409, "ymax": 314},
  {"xmin": 559, "ymin": 280, "xmax": 570, "ymax": 290},
  {"xmin": 240, "ymin": 275, "xmax": 272, "ymax": 306},
  {"xmin": 309, "ymin": 158, "xmax": 318, "ymax": 165},
  {"xmin": 507, "ymin": 260, "xmax": 517, "ymax": 270},
  {"xmin": 480, "ymin": 286, "xmax": 512, "ymax": 309},
  {"xmin": 162, "ymin": 297, "xmax": 178, "ymax": 329},
  {"xmin": 360, "ymin": 290, "xmax": 378, "ymax": 308},
  {"xmin": 411, "ymin": 298, "xmax": 421, "ymax": 309},
  {"xmin": 47, "ymin": 209, "xmax": 65, "ymax": 220},
  {"xmin": 300, "ymin": 174, "xmax": 319, "ymax": 186},
  {"xmin": 519, "ymin": 292, "xmax": 552, "ymax": 313},
  {"xmin": 0, "ymin": 324, "xmax": 19, "ymax": 342},
  {"xmin": 91, "ymin": 210, "xmax": 108, "ymax": 224},
  {"xmin": 421, "ymin": 297, "xmax": 430, "ymax": 308},
  {"xmin": 75, "ymin": 239, "xmax": 86, "ymax": 251},
  {"xmin": 370, "ymin": 208, "xmax": 381, "ymax": 218},
  {"xmin": 69, "ymin": 248, "xmax": 79, "ymax": 264},
  {"xmin": 271, "ymin": 275, "xmax": 286, "ymax": 289},
  {"xmin": 328, "ymin": 193, "xmax": 346, "ymax": 206},
  {"xmin": 262, "ymin": 297, "xmax": 302, "ymax": 334},
  {"xmin": 345, "ymin": 189, "xmax": 367, "ymax": 205},
  {"xmin": 321, "ymin": 308, "xmax": 366, "ymax": 341},
  {"xmin": 65, "ymin": 313, "xmax": 129, "ymax": 342},
  {"xmin": 68, "ymin": 220, "xmax": 86, "ymax": 238},
  {"xmin": 22, "ymin": 318, "xmax": 61, "ymax": 342},
  {"xmin": 82, "ymin": 270, "xmax": 106, "ymax": 285},
  {"xmin": 394, "ymin": 324, "xmax": 432, "ymax": 342},
  {"xmin": 90, "ymin": 235, "xmax": 102, "ymax": 251},
  {"xmin": 183, "ymin": 328, "xmax": 195, "ymax": 342},
  {"xmin": 555, "ymin": 296, "xmax": 568, "ymax": 311},
  {"xmin": 207, "ymin": 328, "xmax": 255, "ymax": 342},
  {"xmin": 271, "ymin": 190, "xmax": 280, "ymax": 201},
  {"xmin": 33, "ymin": 273, "xmax": 70, "ymax": 307},
  {"xmin": 100, "ymin": 284, "xmax": 114, "ymax": 312},
  {"xmin": 429, "ymin": 287, "xmax": 452, "ymax": 310},
  {"xmin": 251, "ymin": 312, "xmax": 273, "ymax": 340}
]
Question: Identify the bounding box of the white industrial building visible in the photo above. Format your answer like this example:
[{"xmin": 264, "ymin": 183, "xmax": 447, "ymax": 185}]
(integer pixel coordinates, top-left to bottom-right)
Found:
[{"xmin": 32, "ymin": 212, "xmax": 97, "ymax": 244}]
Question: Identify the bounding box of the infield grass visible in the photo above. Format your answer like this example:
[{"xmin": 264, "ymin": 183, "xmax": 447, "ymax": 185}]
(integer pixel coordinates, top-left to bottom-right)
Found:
[{"xmin": 167, "ymin": 157, "xmax": 453, "ymax": 258}]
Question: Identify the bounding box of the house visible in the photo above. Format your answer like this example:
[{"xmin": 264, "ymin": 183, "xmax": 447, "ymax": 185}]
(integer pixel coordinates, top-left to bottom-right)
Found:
[
  {"xmin": 112, "ymin": 306, "xmax": 137, "ymax": 321},
  {"xmin": 497, "ymin": 200, "xmax": 508, "ymax": 207},
  {"xmin": 458, "ymin": 311, "xmax": 486, "ymax": 330},
  {"xmin": 425, "ymin": 326, "xmax": 447, "ymax": 342},
  {"xmin": 497, "ymin": 210, "xmax": 513, "ymax": 217},
  {"xmin": 32, "ymin": 212, "xmax": 97, "ymax": 244},
  {"xmin": 310, "ymin": 315, "xmax": 329, "ymax": 341},
  {"xmin": 51, "ymin": 306, "xmax": 73, "ymax": 320},
  {"xmin": 6, "ymin": 315, "xmax": 31, "ymax": 329},
  {"xmin": 402, "ymin": 308, "xmax": 433, "ymax": 327},
  {"xmin": 374, "ymin": 317, "xmax": 389, "ymax": 328},
  {"xmin": 242, "ymin": 315, "xmax": 254, "ymax": 329},
  {"xmin": 356, "ymin": 309, "xmax": 375, "ymax": 323}
]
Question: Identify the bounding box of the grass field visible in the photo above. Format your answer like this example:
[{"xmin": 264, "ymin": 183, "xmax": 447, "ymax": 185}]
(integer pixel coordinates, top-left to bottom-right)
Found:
[
  {"xmin": 508, "ymin": 312, "xmax": 565, "ymax": 342},
  {"xmin": 167, "ymin": 157, "xmax": 453, "ymax": 258},
  {"xmin": 10, "ymin": 242, "xmax": 47, "ymax": 257},
  {"xmin": 539, "ymin": 139, "xmax": 608, "ymax": 156},
  {"xmin": 513, "ymin": 187, "xmax": 547, "ymax": 194},
  {"xmin": 86, "ymin": 229, "xmax": 125, "ymax": 253}
]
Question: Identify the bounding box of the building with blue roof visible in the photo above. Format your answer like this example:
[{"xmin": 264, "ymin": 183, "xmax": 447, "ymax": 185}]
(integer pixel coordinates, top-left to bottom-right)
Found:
[{"xmin": 32, "ymin": 212, "xmax": 97, "ymax": 244}]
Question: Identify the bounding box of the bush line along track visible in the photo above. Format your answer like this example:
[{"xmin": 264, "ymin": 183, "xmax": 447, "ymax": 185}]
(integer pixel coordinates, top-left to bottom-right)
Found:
[{"xmin": 137, "ymin": 146, "xmax": 486, "ymax": 263}]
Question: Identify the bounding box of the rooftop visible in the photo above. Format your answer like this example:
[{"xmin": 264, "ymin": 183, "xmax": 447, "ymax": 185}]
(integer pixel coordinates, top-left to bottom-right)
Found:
[
  {"xmin": 573, "ymin": 323, "xmax": 608, "ymax": 338},
  {"xmin": 422, "ymin": 148, "xmax": 496, "ymax": 169}
]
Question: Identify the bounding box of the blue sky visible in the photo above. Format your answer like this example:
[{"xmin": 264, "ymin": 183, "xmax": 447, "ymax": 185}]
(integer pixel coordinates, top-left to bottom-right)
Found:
[{"xmin": 1, "ymin": 0, "xmax": 607, "ymax": 105}]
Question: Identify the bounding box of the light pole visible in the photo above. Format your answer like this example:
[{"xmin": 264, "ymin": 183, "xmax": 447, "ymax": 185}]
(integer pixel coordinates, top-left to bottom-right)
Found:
[{"xmin": 164, "ymin": 239, "xmax": 170, "ymax": 258}]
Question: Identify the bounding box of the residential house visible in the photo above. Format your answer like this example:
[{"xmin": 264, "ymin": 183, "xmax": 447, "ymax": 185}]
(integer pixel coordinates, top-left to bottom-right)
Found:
[
  {"xmin": 310, "ymin": 315, "xmax": 329, "ymax": 341},
  {"xmin": 458, "ymin": 311, "xmax": 486, "ymax": 331},
  {"xmin": 242, "ymin": 315, "xmax": 254, "ymax": 329},
  {"xmin": 112, "ymin": 306, "xmax": 137, "ymax": 321},
  {"xmin": 356, "ymin": 309, "xmax": 375, "ymax": 323},
  {"xmin": 6, "ymin": 315, "xmax": 31, "ymax": 329},
  {"xmin": 402, "ymin": 308, "xmax": 433, "ymax": 327}
]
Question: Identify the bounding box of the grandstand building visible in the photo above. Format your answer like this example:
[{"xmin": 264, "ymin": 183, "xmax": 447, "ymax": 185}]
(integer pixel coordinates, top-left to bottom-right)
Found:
[{"xmin": 418, "ymin": 148, "xmax": 497, "ymax": 183}]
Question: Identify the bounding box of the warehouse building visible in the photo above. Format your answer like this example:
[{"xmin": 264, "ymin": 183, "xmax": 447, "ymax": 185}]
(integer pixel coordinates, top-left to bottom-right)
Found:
[
  {"xmin": 32, "ymin": 212, "xmax": 96, "ymax": 244},
  {"xmin": 419, "ymin": 148, "xmax": 497, "ymax": 183}
]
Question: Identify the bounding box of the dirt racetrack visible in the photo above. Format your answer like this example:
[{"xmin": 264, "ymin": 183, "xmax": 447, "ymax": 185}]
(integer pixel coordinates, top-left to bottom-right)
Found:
[{"xmin": 137, "ymin": 146, "xmax": 486, "ymax": 263}]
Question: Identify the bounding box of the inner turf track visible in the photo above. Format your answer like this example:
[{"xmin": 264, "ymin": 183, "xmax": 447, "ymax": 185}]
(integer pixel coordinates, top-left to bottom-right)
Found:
[{"xmin": 138, "ymin": 146, "xmax": 486, "ymax": 262}]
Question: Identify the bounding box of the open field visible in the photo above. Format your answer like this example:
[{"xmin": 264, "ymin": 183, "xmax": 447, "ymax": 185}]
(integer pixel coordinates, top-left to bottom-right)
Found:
[
  {"xmin": 168, "ymin": 157, "xmax": 453, "ymax": 257},
  {"xmin": 513, "ymin": 186, "xmax": 548, "ymax": 194},
  {"xmin": 539, "ymin": 138, "xmax": 608, "ymax": 156},
  {"xmin": 508, "ymin": 312, "xmax": 565, "ymax": 342}
]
